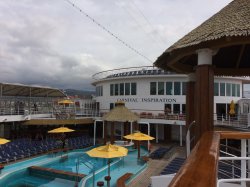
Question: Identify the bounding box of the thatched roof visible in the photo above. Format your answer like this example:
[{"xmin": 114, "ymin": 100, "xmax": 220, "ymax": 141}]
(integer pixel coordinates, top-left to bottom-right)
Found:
[
  {"xmin": 102, "ymin": 101, "xmax": 139, "ymax": 122},
  {"xmin": 154, "ymin": 0, "xmax": 250, "ymax": 76}
]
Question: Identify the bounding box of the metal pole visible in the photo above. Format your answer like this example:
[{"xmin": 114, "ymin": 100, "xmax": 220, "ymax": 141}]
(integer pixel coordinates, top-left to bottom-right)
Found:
[
  {"xmin": 94, "ymin": 121, "xmax": 96, "ymax": 146},
  {"xmin": 130, "ymin": 121, "xmax": 133, "ymax": 134},
  {"xmin": 180, "ymin": 125, "xmax": 183, "ymax": 146},
  {"xmin": 156, "ymin": 124, "xmax": 159, "ymax": 143},
  {"xmin": 241, "ymin": 139, "xmax": 246, "ymax": 187},
  {"xmin": 148, "ymin": 123, "xmax": 150, "ymax": 151},
  {"xmin": 102, "ymin": 120, "xmax": 104, "ymax": 138},
  {"xmin": 186, "ymin": 129, "xmax": 190, "ymax": 156}
]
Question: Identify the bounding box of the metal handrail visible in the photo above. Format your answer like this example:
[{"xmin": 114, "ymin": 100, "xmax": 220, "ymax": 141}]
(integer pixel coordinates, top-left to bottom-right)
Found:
[{"xmin": 186, "ymin": 121, "xmax": 196, "ymax": 157}]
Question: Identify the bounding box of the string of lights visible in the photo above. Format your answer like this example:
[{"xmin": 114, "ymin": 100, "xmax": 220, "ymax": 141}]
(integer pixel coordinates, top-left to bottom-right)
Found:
[{"xmin": 63, "ymin": 0, "xmax": 153, "ymax": 63}]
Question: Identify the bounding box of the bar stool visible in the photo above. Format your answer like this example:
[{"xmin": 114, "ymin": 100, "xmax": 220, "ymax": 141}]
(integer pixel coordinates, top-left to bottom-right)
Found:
[
  {"xmin": 97, "ymin": 181, "xmax": 104, "ymax": 187},
  {"xmin": 105, "ymin": 176, "xmax": 111, "ymax": 187}
]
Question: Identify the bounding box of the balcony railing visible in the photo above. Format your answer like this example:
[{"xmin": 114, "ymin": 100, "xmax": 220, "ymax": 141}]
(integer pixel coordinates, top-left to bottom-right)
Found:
[{"xmin": 170, "ymin": 131, "xmax": 250, "ymax": 187}]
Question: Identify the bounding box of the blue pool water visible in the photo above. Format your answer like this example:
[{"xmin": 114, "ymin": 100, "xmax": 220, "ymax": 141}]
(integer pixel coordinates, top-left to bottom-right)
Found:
[{"xmin": 0, "ymin": 146, "xmax": 148, "ymax": 187}]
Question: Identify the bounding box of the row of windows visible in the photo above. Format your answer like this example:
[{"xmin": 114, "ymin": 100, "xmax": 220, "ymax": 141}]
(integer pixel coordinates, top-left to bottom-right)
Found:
[
  {"xmin": 165, "ymin": 103, "xmax": 186, "ymax": 114},
  {"xmin": 214, "ymin": 83, "xmax": 240, "ymax": 97},
  {"xmin": 110, "ymin": 83, "xmax": 137, "ymax": 96},
  {"xmin": 96, "ymin": 86, "xmax": 103, "ymax": 97},
  {"xmin": 150, "ymin": 82, "xmax": 186, "ymax": 96}
]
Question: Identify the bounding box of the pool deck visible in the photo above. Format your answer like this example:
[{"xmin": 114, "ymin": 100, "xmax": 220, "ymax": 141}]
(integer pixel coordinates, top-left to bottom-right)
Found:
[{"xmin": 127, "ymin": 143, "xmax": 186, "ymax": 187}]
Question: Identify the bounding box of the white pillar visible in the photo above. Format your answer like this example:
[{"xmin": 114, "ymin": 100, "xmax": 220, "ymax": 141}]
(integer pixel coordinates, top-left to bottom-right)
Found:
[
  {"xmin": 179, "ymin": 125, "xmax": 183, "ymax": 146},
  {"xmin": 196, "ymin": 48, "xmax": 213, "ymax": 66},
  {"xmin": 93, "ymin": 121, "xmax": 96, "ymax": 145},
  {"xmin": 156, "ymin": 124, "xmax": 159, "ymax": 143},
  {"xmin": 241, "ymin": 139, "xmax": 246, "ymax": 187}
]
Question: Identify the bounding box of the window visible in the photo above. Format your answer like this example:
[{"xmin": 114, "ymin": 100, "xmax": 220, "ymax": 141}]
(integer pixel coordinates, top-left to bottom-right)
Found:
[
  {"xmin": 220, "ymin": 83, "xmax": 225, "ymax": 96},
  {"xmin": 131, "ymin": 83, "xmax": 137, "ymax": 95},
  {"xmin": 109, "ymin": 82, "xmax": 136, "ymax": 96},
  {"xmin": 166, "ymin": 82, "xmax": 172, "ymax": 95},
  {"xmin": 125, "ymin": 83, "xmax": 130, "ymax": 95},
  {"xmin": 110, "ymin": 84, "xmax": 114, "ymax": 96},
  {"xmin": 120, "ymin": 83, "xmax": 124, "ymax": 95},
  {"xmin": 237, "ymin": 84, "xmax": 240, "ymax": 97},
  {"xmin": 100, "ymin": 86, "xmax": 103, "ymax": 96},
  {"xmin": 232, "ymin": 84, "xmax": 236, "ymax": 97},
  {"xmin": 110, "ymin": 103, "xmax": 114, "ymax": 110},
  {"xmin": 115, "ymin": 84, "xmax": 119, "ymax": 96},
  {"xmin": 150, "ymin": 82, "xmax": 156, "ymax": 95},
  {"xmin": 165, "ymin": 104, "xmax": 172, "ymax": 114},
  {"xmin": 182, "ymin": 104, "xmax": 186, "ymax": 114},
  {"xmin": 182, "ymin": 82, "xmax": 186, "ymax": 95},
  {"xmin": 214, "ymin": 83, "xmax": 219, "ymax": 96},
  {"xmin": 158, "ymin": 82, "xmax": 164, "ymax": 95},
  {"xmin": 226, "ymin": 83, "xmax": 231, "ymax": 96},
  {"xmin": 174, "ymin": 82, "xmax": 181, "ymax": 95},
  {"xmin": 96, "ymin": 87, "xmax": 99, "ymax": 96},
  {"xmin": 173, "ymin": 104, "xmax": 180, "ymax": 114},
  {"xmin": 96, "ymin": 86, "xmax": 103, "ymax": 96}
]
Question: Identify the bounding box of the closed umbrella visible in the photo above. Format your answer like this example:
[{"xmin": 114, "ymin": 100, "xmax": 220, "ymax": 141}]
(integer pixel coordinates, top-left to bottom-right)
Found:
[
  {"xmin": 0, "ymin": 138, "xmax": 10, "ymax": 145},
  {"xmin": 229, "ymin": 100, "xmax": 236, "ymax": 116},
  {"xmin": 124, "ymin": 131, "xmax": 154, "ymax": 158}
]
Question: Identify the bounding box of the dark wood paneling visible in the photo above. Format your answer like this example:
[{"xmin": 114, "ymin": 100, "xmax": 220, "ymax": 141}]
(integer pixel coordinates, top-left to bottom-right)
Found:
[{"xmin": 195, "ymin": 65, "xmax": 214, "ymax": 141}]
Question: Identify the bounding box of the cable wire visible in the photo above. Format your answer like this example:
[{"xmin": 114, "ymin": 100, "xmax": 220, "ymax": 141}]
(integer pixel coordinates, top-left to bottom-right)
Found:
[
  {"xmin": 63, "ymin": 0, "xmax": 153, "ymax": 63},
  {"xmin": 130, "ymin": 0, "xmax": 167, "ymax": 45}
]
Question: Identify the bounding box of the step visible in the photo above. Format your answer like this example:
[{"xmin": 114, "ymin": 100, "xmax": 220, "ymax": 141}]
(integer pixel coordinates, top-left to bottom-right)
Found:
[{"xmin": 29, "ymin": 166, "xmax": 86, "ymax": 182}]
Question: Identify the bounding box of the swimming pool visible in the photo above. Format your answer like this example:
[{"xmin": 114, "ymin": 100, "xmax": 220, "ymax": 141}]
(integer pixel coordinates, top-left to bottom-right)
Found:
[{"xmin": 0, "ymin": 146, "xmax": 148, "ymax": 187}]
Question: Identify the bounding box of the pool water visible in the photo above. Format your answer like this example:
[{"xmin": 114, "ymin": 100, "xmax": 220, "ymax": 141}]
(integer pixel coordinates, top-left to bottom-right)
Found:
[
  {"xmin": 0, "ymin": 147, "xmax": 148, "ymax": 187},
  {"xmin": 43, "ymin": 152, "xmax": 106, "ymax": 175}
]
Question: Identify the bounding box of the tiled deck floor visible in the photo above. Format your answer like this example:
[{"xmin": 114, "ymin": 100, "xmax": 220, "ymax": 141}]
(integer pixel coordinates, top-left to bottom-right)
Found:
[{"xmin": 128, "ymin": 143, "xmax": 186, "ymax": 187}]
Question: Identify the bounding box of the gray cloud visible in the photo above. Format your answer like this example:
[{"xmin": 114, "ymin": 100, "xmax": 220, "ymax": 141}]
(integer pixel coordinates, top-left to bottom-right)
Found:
[{"xmin": 0, "ymin": 0, "xmax": 232, "ymax": 90}]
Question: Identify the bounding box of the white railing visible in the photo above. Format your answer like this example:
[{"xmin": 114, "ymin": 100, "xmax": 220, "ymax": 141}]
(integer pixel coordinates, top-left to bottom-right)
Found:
[
  {"xmin": 214, "ymin": 113, "xmax": 248, "ymax": 129},
  {"xmin": 217, "ymin": 139, "xmax": 250, "ymax": 187},
  {"xmin": 92, "ymin": 66, "xmax": 175, "ymax": 80}
]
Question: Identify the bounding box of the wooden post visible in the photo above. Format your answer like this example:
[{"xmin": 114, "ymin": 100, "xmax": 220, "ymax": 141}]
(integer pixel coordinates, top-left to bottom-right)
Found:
[
  {"xmin": 195, "ymin": 65, "xmax": 214, "ymax": 141},
  {"xmin": 104, "ymin": 121, "xmax": 107, "ymax": 144},
  {"xmin": 111, "ymin": 122, "xmax": 115, "ymax": 144}
]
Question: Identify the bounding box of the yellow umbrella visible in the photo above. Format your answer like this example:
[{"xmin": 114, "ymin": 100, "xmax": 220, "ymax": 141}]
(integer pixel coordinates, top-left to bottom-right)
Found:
[
  {"xmin": 48, "ymin": 127, "xmax": 75, "ymax": 133},
  {"xmin": 86, "ymin": 144, "xmax": 128, "ymax": 187},
  {"xmin": 58, "ymin": 99, "xmax": 74, "ymax": 105},
  {"xmin": 0, "ymin": 138, "xmax": 10, "ymax": 145},
  {"xmin": 229, "ymin": 100, "xmax": 236, "ymax": 116},
  {"xmin": 124, "ymin": 131, "xmax": 154, "ymax": 158}
]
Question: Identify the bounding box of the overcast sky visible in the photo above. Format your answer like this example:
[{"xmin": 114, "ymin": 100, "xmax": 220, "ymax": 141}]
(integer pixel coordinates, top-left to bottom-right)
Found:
[{"xmin": 0, "ymin": 0, "xmax": 233, "ymax": 91}]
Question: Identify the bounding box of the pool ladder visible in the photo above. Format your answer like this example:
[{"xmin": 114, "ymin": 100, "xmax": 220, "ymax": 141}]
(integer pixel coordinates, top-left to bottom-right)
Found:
[{"xmin": 75, "ymin": 155, "xmax": 97, "ymax": 187}]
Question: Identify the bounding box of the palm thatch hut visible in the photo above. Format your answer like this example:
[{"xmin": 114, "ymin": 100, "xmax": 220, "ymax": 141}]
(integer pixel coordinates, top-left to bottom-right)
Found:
[
  {"xmin": 154, "ymin": 0, "xmax": 250, "ymax": 141},
  {"xmin": 102, "ymin": 101, "xmax": 139, "ymax": 144}
]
